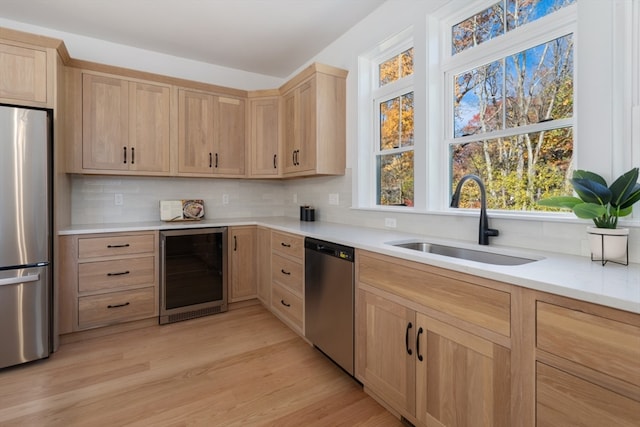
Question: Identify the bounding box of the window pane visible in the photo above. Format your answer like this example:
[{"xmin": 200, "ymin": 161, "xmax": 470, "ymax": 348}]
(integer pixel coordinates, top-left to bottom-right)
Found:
[
  {"xmin": 454, "ymin": 60, "xmax": 503, "ymax": 137},
  {"xmin": 379, "ymin": 48, "xmax": 414, "ymax": 86},
  {"xmin": 450, "ymin": 127, "xmax": 573, "ymax": 210},
  {"xmin": 400, "ymin": 48, "xmax": 414, "ymax": 78},
  {"xmin": 452, "ymin": 2, "xmax": 504, "ymax": 55},
  {"xmin": 505, "ymin": 34, "xmax": 574, "ymax": 126},
  {"xmin": 507, "ymin": 0, "xmax": 577, "ymax": 31},
  {"xmin": 380, "ymin": 91, "xmax": 414, "ymax": 150},
  {"xmin": 378, "ymin": 151, "xmax": 414, "ymax": 206}
]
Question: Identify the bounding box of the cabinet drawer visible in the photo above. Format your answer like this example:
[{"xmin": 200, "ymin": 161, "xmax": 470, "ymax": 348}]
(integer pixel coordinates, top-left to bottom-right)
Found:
[
  {"xmin": 271, "ymin": 253, "xmax": 303, "ymax": 294},
  {"xmin": 78, "ymin": 234, "xmax": 155, "ymax": 259},
  {"xmin": 358, "ymin": 252, "xmax": 511, "ymax": 336},
  {"xmin": 78, "ymin": 287, "xmax": 156, "ymax": 328},
  {"xmin": 78, "ymin": 256, "xmax": 155, "ymax": 293},
  {"xmin": 537, "ymin": 362, "xmax": 640, "ymax": 426},
  {"xmin": 537, "ymin": 302, "xmax": 640, "ymax": 386},
  {"xmin": 271, "ymin": 282, "xmax": 303, "ymax": 330},
  {"xmin": 271, "ymin": 231, "xmax": 303, "ymax": 259}
]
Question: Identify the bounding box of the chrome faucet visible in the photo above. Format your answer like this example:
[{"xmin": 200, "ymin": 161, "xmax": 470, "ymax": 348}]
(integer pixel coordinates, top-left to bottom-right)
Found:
[{"xmin": 450, "ymin": 174, "xmax": 499, "ymax": 245}]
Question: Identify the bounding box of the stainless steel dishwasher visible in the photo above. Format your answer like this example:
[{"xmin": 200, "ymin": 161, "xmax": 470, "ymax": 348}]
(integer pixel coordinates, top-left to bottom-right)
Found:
[{"xmin": 304, "ymin": 237, "xmax": 355, "ymax": 376}]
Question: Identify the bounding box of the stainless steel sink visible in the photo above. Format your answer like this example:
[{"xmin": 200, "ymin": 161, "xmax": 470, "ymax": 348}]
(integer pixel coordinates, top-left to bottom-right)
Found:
[{"xmin": 390, "ymin": 241, "xmax": 538, "ymax": 266}]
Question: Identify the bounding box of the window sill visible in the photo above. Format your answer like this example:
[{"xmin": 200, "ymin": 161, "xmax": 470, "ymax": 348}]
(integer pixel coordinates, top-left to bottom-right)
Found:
[{"xmin": 350, "ymin": 206, "xmax": 640, "ymax": 229}]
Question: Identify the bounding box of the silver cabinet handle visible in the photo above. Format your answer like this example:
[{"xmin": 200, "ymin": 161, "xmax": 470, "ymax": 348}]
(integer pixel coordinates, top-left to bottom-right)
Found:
[{"xmin": 0, "ymin": 274, "xmax": 40, "ymax": 287}]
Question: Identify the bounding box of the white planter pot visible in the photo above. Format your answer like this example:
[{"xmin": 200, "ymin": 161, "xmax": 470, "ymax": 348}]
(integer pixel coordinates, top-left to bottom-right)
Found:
[{"xmin": 587, "ymin": 226, "xmax": 629, "ymax": 265}]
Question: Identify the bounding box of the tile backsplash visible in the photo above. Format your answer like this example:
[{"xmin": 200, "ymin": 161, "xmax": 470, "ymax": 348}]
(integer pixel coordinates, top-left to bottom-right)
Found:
[{"xmin": 71, "ymin": 175, "xmax": 286, "ymax": 224}]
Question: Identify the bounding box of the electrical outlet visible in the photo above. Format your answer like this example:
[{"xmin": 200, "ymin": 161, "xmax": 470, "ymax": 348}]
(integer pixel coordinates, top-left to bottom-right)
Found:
[
  {"xmin": 293, "ymin": 193, "xmax": 298, "ymax": 204},
  {"xmin": 329, "ymin": 193, "xmax": 339, "ymax": 205},
  {"xmin": 114, "ymin": 193, "xmax": 123, "ymax": 206},
  {"xmin": 384, "ymin": 217, "xmax": 397, "ymax": 228},
  {"xmin": 222, "ymin": 194, "xmax": 229, "ymax": 205}
]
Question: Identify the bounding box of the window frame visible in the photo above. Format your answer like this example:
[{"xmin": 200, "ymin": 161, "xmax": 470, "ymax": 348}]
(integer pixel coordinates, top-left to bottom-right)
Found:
[
  {"xmin": 361, "ymin": 34, "xmax": 417, "ymax": 209},
  {"xmin": 439, "ymin": 1, "xmax": 578, "ymax": 213}
]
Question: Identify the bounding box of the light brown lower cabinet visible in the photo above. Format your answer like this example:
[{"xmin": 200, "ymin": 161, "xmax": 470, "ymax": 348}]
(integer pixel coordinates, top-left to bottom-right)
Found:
[
  {"xmin": 536, "ymin": 362, "xmax": 640, "ymax": 427},
  {"xmin": 357, "ymin": 289, "xmax": 510, "ymax": 427},
  {"xmin": 228, "ymin": 226, "xmax": 257, "ymax": 302},
  {"xmin": 355, "ymin": 249, "xmax": 640, "ymax": 427},
  {"xmin": 269, "ymin": 230, "xmax": 304, "ymax": 335},
  {"xmin": 58, "ymin": 231, "xmax": 159, "ymax": 333},
  {"xmin": 256, "ymin": 226, "xmax": 272, "ymax": 305},
  {"xmin": 534, "ymin": 293, "xmax": 640, "ymax": 427}
]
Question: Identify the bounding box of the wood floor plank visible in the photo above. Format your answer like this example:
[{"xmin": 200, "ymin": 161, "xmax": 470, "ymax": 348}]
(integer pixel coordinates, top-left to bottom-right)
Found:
[{"xmin": 0, "ymin": 304, "xmax": 403, "ymax": 426}]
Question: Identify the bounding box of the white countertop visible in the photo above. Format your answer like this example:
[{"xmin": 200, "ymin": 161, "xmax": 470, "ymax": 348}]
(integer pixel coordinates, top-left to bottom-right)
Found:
[{"xmin": 60, "ymin": 217, "xmax": 640, "ymax": 314}]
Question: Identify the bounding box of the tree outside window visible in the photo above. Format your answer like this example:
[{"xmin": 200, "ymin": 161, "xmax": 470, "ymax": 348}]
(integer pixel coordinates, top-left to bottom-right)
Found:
[
  {"xmin": 448, "ymin": 0, "xmax": 576, "ymax": 210},
  {"xmin": 376, "ymin": 48, "xmax": 415, "ymax": 206}
]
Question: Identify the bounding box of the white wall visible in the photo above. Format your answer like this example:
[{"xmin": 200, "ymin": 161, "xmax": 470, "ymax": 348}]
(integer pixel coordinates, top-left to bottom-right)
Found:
[{"xmin": 0, "ymin": 18, "xmax": 283, "ymax": 90}]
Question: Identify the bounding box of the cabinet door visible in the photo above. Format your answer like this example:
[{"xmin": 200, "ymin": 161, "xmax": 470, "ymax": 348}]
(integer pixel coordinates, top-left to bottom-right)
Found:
[
  {"xmin": 213, "ymin": 96, "xmax": 246, "ymax": 176},
  {"xmin": 229, "ymin": 226, "xmax": 257, "ymax": 302},
  {"xmin": 249, "ymin": 97, "xmax": 280, "ymax": 177},
  {"xmin": 256, "ymin": 226, "xmax": 272, "ymax": 305},
  {"xmin": 356, "ymin": 289, "xmax": 416, "ymax": 416},
  {"xmin": 178, "ymin": 89, "xmax": 215, "ymax": 174},
  {"xmin": 296, "ymin": 79, "xmax": 316, "ymax": 172},
  {"xmin": 82, "ymin": 74, "xmax": 129, "ymax": 170},
  {"xmin": 129, "ymin": 82, "xmax": 170, "ymax": 173},
  {"xmin": 415, "ymin": 313, "xmax": 511, "ymax": 427},
  {"xmin": 282, "ymin": 89, "xmax": 298, "ymax": 174},
  {"xmin": 0, "ymin": 42, "xmax": 47, "ymax": 104}
]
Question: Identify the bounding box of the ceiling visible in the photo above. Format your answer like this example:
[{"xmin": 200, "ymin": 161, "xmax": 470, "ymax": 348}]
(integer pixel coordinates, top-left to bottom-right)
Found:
[{"xmin": 0, "ymin": 0, "xmax": 388, "ymax": 78}]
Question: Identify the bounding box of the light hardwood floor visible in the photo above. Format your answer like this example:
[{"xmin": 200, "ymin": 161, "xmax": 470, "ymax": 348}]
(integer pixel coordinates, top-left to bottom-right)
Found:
[{"xmin": 0, "ymin": 303, "xmax": 403, "ymax": 426}]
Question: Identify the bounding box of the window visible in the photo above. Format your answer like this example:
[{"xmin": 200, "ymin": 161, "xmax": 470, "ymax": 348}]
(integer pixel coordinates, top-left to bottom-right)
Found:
[
  {"xmin": 444, "ymin": 0, "xmax": 576, "ymax": 210},
  {"xmin": 374, "ymin": 47, "xmax": 415, "ymax": 206}
]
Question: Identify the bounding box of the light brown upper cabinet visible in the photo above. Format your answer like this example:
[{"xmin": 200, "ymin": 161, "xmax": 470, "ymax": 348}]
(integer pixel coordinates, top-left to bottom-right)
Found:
[
  {"xmin": 80, "ymin": 72, "xmax": 170, "ymax": 174},
  {"xmin": 177, "ymin": 88, "xmax": 246, "ymax": 177},
  {"xmin": 248, "ymin": 92, "xmax": 280, "ymax": 177},
  {"xmin": 65, "ymin": 60, "xmax": 345, "ymax": 180},
  {"xmin": 280, "ymin": 63, "xmax": 347, "ymax": 177},
  {"xmin": 0, "ymin": 40, "xmax": 49, "ymax": 106}
]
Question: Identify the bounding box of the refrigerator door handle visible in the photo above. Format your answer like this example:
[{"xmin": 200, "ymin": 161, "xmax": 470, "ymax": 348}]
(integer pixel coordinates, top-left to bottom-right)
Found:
[{"xmin": 0, "ymin": 274, "xmax": 40, "ymax": 287}]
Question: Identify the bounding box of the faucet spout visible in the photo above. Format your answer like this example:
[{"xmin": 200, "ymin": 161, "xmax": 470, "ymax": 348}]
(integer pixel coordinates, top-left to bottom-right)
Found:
[{"xmin": 450, "ymin": 174, "xmax": 499, "ymax": 245}]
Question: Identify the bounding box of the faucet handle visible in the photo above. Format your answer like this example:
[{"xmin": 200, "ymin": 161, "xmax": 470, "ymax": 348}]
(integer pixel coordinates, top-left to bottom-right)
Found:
[{"xmin": 485, "ymin": 228, "xmax": 499, "ymax": 237}]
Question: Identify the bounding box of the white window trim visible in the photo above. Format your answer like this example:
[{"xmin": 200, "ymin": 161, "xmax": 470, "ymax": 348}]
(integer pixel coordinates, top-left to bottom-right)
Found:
[{"xmin": 357, "ymin": 28, "xmax": 417, "ymax": 210}]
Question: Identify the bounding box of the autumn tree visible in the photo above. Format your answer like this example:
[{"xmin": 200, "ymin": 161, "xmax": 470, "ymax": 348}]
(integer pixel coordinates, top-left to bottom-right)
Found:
[
  {"xmin": 452, "ymin": 0, "xmax": 575, "ymax": 210},
  {"xmin": 378, "ymin": 48, "xmax": 415, "ymax": 205}
]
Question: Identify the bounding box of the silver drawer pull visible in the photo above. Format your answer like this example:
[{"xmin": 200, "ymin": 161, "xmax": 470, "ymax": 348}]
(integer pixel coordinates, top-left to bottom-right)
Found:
[
  {"xmin": 107, "ymin": 243, "xmax": 130, "ymax": 248},
  {"xmin": 107, "ymin": 271, "xmax": 130, "ymax": 277},
  {"xmin": 0, "ymin": 274, "xmax": 40, "ymax": 287},
  {"xmin": 107, "ymin": 302, "xmax": 130, "ymax": 309}
]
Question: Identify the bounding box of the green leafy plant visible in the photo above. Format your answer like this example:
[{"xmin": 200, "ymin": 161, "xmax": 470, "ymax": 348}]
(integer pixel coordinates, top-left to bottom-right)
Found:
[{"xmin": 538, "ymin": 167, "xmax": 640, "ymax": 229}]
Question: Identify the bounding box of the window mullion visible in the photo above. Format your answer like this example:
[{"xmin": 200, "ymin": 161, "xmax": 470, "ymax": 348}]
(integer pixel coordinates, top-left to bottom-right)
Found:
[{"xmin": 446, "ymin": 117, "xmax": 574, "ymax": 145}]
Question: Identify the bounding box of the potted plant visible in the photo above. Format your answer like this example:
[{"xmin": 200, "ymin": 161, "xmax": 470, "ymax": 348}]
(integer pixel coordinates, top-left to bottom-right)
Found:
[{"xmin": 538, "ymin": 167, "xmax": 640, "ymax": 265}]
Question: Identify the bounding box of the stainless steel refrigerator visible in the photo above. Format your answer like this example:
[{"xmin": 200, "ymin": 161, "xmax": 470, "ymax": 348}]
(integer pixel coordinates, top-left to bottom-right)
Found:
[{"xmin": 0, "ymin": 105, "xmax": 52, "ymax": 369}]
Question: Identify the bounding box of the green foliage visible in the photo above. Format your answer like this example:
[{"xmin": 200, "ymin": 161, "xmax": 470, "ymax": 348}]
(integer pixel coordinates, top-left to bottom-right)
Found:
[{"xmin": 538, "ymin": 168, "xmax": 640, "ymax": 228}]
